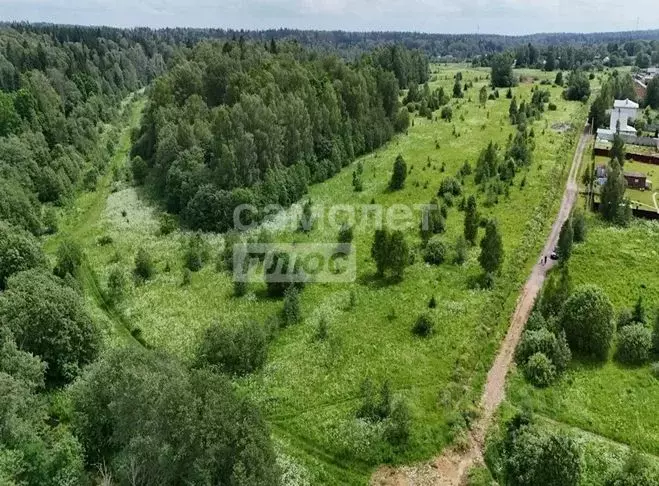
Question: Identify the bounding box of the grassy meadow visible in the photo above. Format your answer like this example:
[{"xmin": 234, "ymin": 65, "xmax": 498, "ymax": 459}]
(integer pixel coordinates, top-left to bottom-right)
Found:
[
  {"xmin": 52, "ymin": 66, "xmax": 588, "ymax": 484},
  {"xmin": 505, "ymin": 213, "xmax": 659, "ymax": 474}
]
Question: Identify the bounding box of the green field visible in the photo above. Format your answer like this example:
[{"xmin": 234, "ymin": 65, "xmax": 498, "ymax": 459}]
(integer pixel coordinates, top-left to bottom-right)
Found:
[
  {"xmin": 52, "ymin": 67, "xmax": 588, "ymax": 483},
  {"xmin": 506, "ymin": 214, "xmax": 659, "ymax": 469}
]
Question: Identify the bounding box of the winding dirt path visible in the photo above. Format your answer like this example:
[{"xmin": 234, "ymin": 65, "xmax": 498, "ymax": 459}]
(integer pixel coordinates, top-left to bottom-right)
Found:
[{"xmin": 372, "ymin": 126, "xmax": 592, "ymax": 486}]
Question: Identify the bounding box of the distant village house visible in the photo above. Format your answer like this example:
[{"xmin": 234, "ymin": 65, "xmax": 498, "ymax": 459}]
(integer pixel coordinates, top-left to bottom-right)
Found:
[{"xmin": 596, "ymin": 164, "xmax": 651, "ymax": 191}]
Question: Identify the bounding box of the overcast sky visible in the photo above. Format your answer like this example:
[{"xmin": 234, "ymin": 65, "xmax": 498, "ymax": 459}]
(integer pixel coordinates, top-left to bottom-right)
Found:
[{"xmin": 1, "ymin": 0, "xmax": 659, "ymax": 35}]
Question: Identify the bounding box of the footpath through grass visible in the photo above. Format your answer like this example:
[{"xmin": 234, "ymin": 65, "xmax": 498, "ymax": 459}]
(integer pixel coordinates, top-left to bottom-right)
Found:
[
  {"xmin": 44, "ymin": 93, "xmax": 146, "ymax": 346},
  {"xmin": 74, "ymin": 67, "xmax": 587, "ymax": 483}
]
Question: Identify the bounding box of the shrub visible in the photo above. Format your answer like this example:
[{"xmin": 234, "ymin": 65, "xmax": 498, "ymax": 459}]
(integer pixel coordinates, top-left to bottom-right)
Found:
[
  {"xmin": 572, "ymin": 209, "xmax": 586, "ymax": 242},
  {"xmin": 438, "ymin": 176, "xmax": 462, "ymax": 197},
  {"xmin": 428, "ymin": 296, "xmax": 437, "ymax": 308},
  {"xmin": 107, "ymin": 266, "xmax": 128, "ymax": 303},
  {"xmin": 654, "ymin": 312, "xmax": 659, "ymax": 352},
  {"xmin": 384, "ymin": 399, "xmax": 411, "ymax": 446},
  {"xmin": 0, "ymin": 221, "xmax": 46, "ymax": 289},
  {"xmin": 548, "ymin": 102, "xmax": 558, "ymax": 111},
  {"xmin": 54, "ymin": 239, "xmax": 84, "ymax": 279},
  {"xmin": 183, "ymin": 234, "xmax": 209, "ymax": 272},
  {"xmin": 424, "ymin": 236, "xmax": 447, "ymax": 265},
  {"xmin": 454, "ymin": 235, "xmax": 468, "ymax": 264},
  {"xmin": 560, "ymin": 285, "xmax": 614, "ymax": 361},
  {"xmin": 195, "ymin": 320, "xmax": 268, "ymax": 376},
  {"xmin": 651, "ymin": 363, "xmax": 659, "ymax": 379},
  {"xmin": 282, "ymin": 286, "xmax": 302, "ymax": 327},
  {"xmin": 233, "ymin": 280, "xmax": 247, "ymax": 297},
  {"xmin": 134, "ymin": 247, "xmax": 155, "ymax": 282},
  {"xmin": 348, "ymin": 290, "xmax": 357, "ymax": 309},
  {"xmin": 181, "ymin": 268, "xmax": 192, "ymax": 286},
  {"xmin": 467, "ymin": 466, "xmax": 497, "ymax": 486},
  {"xmin": 130, "ymin": 155, "xmax": 148, "ymax": 184},
  {"xmin": 413, "ymin": 313, "xmax": 435, "ymax": 337},
  {"xmin": 504, "ymin": 416, "xmax": 582, "ymax": 486},
  {"xmin": 516, "ymin": 328, "xmax": 557, "ymax": 365},
  {"xmin": 218, "ymin": 231, "xmax": 240, "ymax": 273},
  {"xmin": 617, "ymin": 308, "xmax": 634, "ymax": 329},
  {"xmin": 481, "ymin": 272, "xmax": 495, "ymax": 290},
  {"xmin": 97, "ymin": 235, "xmax": 113, "ymax": 246},
  {"xmin": 526, "ymin": 311, "xmax": 547, "ymax": 331},
  {"xmin": 265, "ymin": 252, "xmax": 305, "ymax": 297},
  {"xmin": 315, "ymin": 316, "xmax": 329, "ymax": 341},
  {"xmin": 42, "ymin": 207, "xmax": 58, "ymax": 235},
  {"xmin": 615, "ymin": 325, "xmax": 652, "ymax": 365},
  {"xmin": 604, "ymin": 452, "xmax": 659, "ymax": 486},
  {"xmin": 357, "ymin": 379, "xmax": 393, "ymax": 422},
  {"xmin": 441, "ymin": 105, "xmax": 453, "ymax": 121},
  {"xmin": 338, "ymin": 223, "xmax": 354, "ymax": 244},
  {"xmin": 159, "ymin": 213, "xmax": 178, "ymax": 235}
]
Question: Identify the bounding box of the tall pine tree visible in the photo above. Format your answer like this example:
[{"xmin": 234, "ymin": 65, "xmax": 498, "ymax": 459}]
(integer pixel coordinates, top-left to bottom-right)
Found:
[
  {"xmin": 479, "ymin": 219, "xmax": 504, "ymax": 274},
  {"xmin": 464, "ymin": 195, "xmax": 479, "ymax": 245}
]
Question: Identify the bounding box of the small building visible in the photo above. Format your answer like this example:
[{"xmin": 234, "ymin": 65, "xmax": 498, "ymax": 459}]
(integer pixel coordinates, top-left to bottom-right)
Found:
[
  {"xmin": 596, "ymin": 99, "xmax": 640, "ymax": 141},
  {"xmin": 624, "ymin": 171, "xmax": 647, "ymax": 190},
  {"xmin": 595, "ymin": 165, "xmax": 649, "ymax": 190},
  {"xmin": 611, "ymin": 99, "xmax": 639, "ymax": 135}
]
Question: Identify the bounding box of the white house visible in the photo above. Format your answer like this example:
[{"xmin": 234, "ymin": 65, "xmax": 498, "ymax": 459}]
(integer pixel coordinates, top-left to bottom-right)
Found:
[
  {"xmin": 610, "ymin": 99, "xmax": 639, "ymax": 134},
  {"xmin": 596, "ymin": 98, "xmax": 639, "ymax": 140}
]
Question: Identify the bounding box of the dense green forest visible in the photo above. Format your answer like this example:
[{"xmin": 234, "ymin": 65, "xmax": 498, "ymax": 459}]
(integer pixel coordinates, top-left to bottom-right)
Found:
[
  {"xmin": 0, "ymin": 24, "xmax": 282, "ymax": 486},
  {"xmin": 0, "ymin": 24, "xmax": 166, "ymax": 233},
  {"xmin": 129, "ymin": 41, "xmax": 427, "ymax": 231}
]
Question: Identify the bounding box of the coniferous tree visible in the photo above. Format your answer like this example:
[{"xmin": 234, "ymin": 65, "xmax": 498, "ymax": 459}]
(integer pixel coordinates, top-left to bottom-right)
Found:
[
  {"xmin": 572, "ymin": 209, "xmax": 587, "ymax": 243},
  {"xmin": 464, "ymin": 195, "xmax": 479, "ymax": 245},
  {"xmin": 557, "ymin": 217, "xmax": 574, "ymax": 264},
  {"xmin": 389, "ymin": 155, "xmax": 407, "ymax": 190},
  {"xmin": 600, "ymin": 158, "xmax": 630, "ymax": 225},
  {"xmin": 479, "ymin": 85, "xmax": 488, "ymax": 106},
  {"xmin": 509, "ymin": 97, "xmax": 519, "ymax": 124},
  {"xmin": 540, "ymin": 265, "xmax": 572, "ymax": 318},
  {"xmin": 453, "ymin": 79, "xmax": 463, "ymax": 98},
  {"xmin": 479, "ymin": 219, "xmax": 504, "ymax": 275},
  {"xmin": 371, "ymin": 228, "xmax": 409, "ymax": 279},
  {"xmin": 610, "ymin": 134, "xmax": 626, "ymax": 166},
  {"xmin": 645, "ymin": 77, "xmax": 659, "ymax": 109},
  {"xmin": 282, "ymin": 286, "xmax": 302, "ymax": 326}
]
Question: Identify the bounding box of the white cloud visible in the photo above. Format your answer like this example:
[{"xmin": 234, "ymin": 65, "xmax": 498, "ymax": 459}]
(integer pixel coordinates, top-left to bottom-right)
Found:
[{"xmin": 0, "ymin": 0, "xmax": 658, "ymax": 34}]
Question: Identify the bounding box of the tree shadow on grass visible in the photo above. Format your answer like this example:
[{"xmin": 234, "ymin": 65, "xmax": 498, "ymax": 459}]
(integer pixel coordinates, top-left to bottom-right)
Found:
[{"xmin": 357, "ymin": 272, "xmax": 403, "ymax": 289}]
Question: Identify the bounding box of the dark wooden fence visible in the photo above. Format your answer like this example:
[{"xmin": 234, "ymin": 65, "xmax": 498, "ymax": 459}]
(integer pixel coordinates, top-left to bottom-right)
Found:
[
  {"xmin": 592, "ymin": 201, "xmax": 659, "ymax": 220},
  {"xmin": 593, "ymin": 147, "xmax": 659, "ymax": 165}
]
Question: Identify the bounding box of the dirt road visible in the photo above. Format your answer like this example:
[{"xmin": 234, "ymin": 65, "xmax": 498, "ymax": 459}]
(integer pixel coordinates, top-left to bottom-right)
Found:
[{"xmin": 372, "ymin": 126, "xmax": 592, "ymax": 486}]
